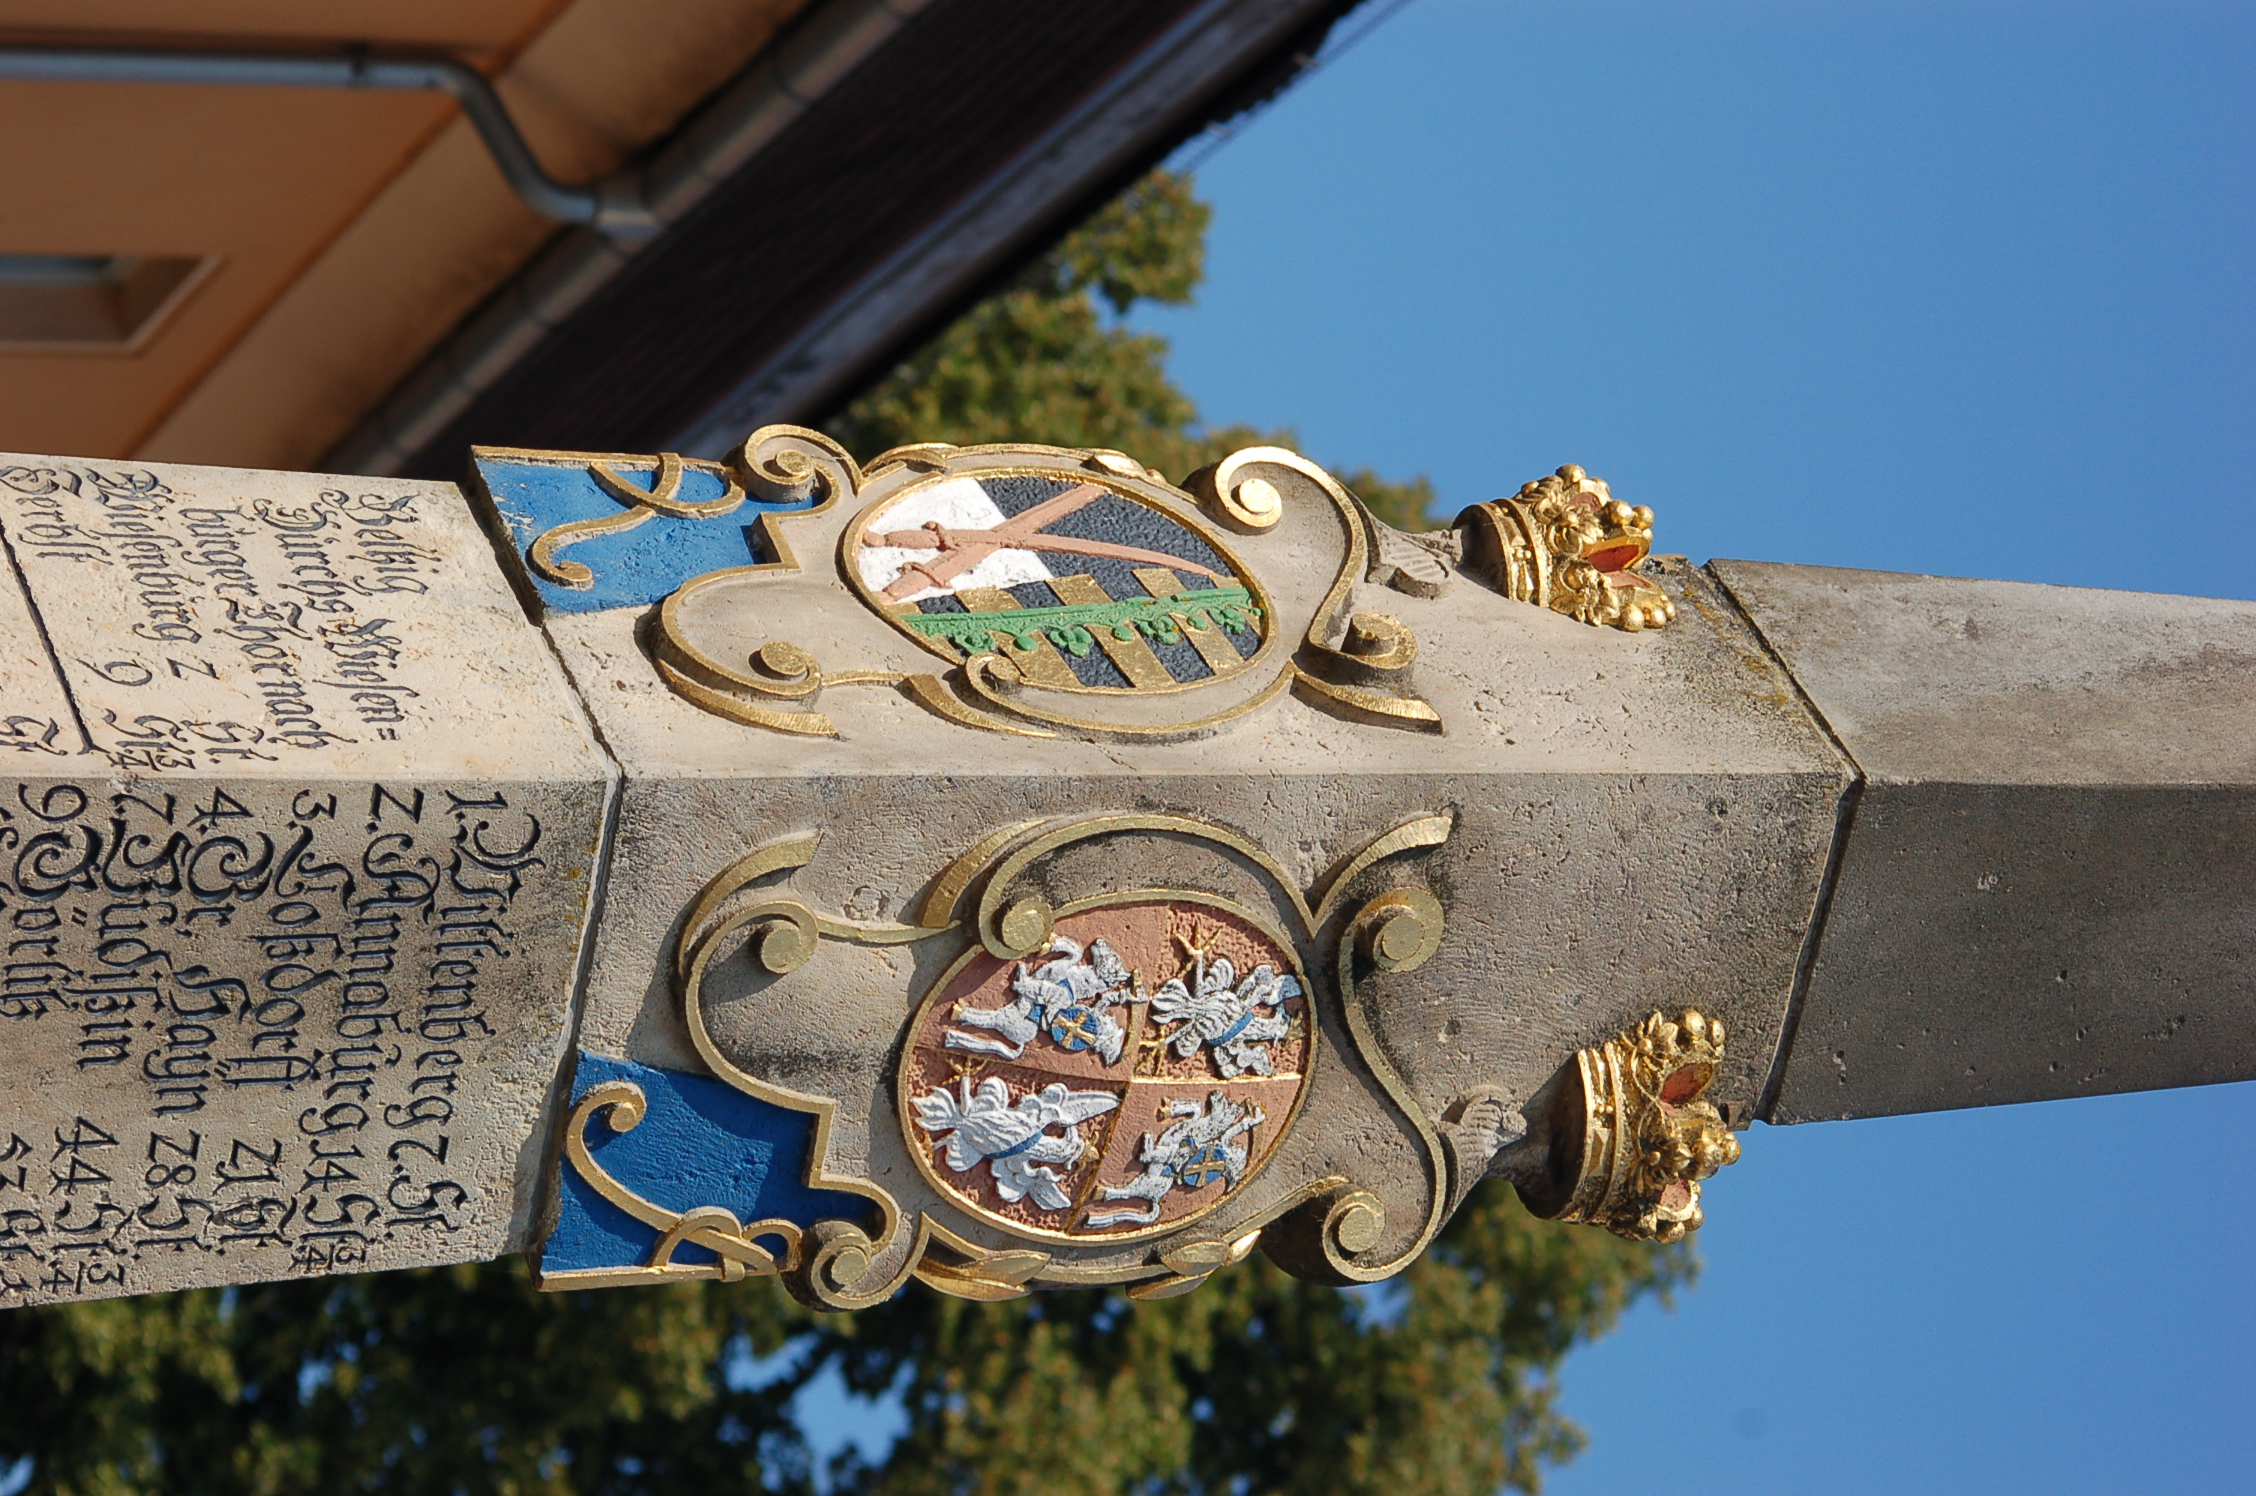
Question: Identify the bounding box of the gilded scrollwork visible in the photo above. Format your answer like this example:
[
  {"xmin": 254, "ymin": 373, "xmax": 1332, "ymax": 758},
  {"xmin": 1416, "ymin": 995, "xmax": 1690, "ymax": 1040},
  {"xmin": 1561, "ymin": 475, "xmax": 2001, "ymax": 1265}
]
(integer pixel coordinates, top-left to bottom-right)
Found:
[
  {"xmin": 667, "ymin": 833, "xmax": 952, "ymax": 1309},
  {"xmin": 527, "ymin": 452, "xmax": 748, "ymax": 588},
  {"xmin": 644, "ymin": 428, "xmax": 898, "ymax": 739},
  {"xmin": 1191, "ymin": 446, "xmax": 1447, "ymax": 734},
  {"xmin": 639, "ymin": 808, "xmax": 1457, "ymax": 1308},
  {"xmin": 1289, "ymin": 611, "xmax": 1442, "ymax": 734},
  {"xmin": 481, "ymin": 433, "xmax": 1683, "ymax": 748},
  {"xmin": 552, "ymin": 1080, "xmax": 807, "ymax": 1287},
  {"xmin": 555, "ymin": 804, "xmax": 1740, "ymax": 1306},
  {"xmin": 658, "ymin": 432, "xmax": 1315, "ymax": 743}
]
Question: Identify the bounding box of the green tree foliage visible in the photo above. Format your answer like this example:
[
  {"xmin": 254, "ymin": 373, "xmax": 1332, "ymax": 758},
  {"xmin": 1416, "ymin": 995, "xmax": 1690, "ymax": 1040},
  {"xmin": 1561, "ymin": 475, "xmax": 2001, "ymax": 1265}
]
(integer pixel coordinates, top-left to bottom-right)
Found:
[
  {"xmin": 830, "ymin": 172, "xmax": 1439, "ymax": 532},
  {"xmin": 827, "ymin": 1184, "xmax": 1685, "ymax": 1496},
  {"xmin": 0, "ymin": 1188, "xmax": 1683, "ymax": 1496},
  {"xmin": 0, "ymin": 171, "xmax": 1688, "ymax": 1496}
]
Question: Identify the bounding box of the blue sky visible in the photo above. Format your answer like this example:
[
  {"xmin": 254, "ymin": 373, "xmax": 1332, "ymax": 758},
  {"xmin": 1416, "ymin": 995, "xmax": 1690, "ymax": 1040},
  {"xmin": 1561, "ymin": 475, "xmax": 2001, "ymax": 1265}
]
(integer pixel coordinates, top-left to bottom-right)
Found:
[
  {"xmin": 1126, "ymin": 1, "xmax": 2254, "ymax": 1490},
  {"xmin": 1144, "ymin": 0, "xmax": 2252, "ymax": 597}
]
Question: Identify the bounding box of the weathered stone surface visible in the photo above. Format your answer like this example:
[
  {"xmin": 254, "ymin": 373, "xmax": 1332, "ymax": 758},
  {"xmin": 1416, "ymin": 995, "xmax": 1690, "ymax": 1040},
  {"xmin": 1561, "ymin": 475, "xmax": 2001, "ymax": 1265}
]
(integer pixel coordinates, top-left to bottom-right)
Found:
[
  {"xmin": 0, "ymin": 456, "xmax": 611, "ymax": 1306},
  {"xmin": 1711, "ymin": 561, "xmax": 2256, "ymax": 1122},
  {"xmin": 540, "ymin": 528, "xmax": 1849, "ymax": 1292},
  {"xmin": 0, "ymin": 552, "xmax": 74, "ymax": 762},
  {"xmin": 12, "ymin": 435, "xmax": 2248, "ymax": 1309}
]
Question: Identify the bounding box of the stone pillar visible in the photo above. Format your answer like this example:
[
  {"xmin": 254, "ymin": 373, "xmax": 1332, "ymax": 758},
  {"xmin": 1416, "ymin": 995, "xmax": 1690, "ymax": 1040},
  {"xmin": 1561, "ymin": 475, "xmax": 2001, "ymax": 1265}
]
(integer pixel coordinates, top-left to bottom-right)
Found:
[
  {"xmin": 0, "ymin": 456, "xmax": 609, "ymax": 1307},
  {"xmin": 1712, "ymin": 561, "xmax": 2256, "ymax": 1121},
  {"xmin": 0, "ymin": 439, "xmax": 2247, "ymax": 1311}
]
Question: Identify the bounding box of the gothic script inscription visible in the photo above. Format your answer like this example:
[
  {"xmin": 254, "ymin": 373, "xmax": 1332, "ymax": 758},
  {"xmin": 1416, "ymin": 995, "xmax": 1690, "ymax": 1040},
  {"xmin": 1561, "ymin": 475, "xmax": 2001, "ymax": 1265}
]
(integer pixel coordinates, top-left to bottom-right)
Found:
[{"xmin": 0, "ymin": 456, "xmax": 610, "ymax": 1306}]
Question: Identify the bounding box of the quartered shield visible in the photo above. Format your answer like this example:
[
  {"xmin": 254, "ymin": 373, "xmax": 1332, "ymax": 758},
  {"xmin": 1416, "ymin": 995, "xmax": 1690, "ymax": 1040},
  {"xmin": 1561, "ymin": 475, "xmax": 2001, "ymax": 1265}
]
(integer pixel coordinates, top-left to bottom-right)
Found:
[{"xmin": 898, "ymin": 899, "xmax": 1311, "ymax": 1243}]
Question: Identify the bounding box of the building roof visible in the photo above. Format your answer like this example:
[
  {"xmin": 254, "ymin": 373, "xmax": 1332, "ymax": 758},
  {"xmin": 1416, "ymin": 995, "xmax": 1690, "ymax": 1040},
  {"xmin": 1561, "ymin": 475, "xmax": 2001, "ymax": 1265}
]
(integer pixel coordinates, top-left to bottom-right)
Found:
[{"xmin": 0, "ymin": 0, "xmax": 1351, "ymax": 476}]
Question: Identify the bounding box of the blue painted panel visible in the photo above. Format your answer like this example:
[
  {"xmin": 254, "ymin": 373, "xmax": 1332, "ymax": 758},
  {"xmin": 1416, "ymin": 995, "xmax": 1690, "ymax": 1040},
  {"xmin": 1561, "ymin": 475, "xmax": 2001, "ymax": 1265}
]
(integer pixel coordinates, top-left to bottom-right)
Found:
[
  {"xmin": 473, "ymin": 454, "xmax": 817, "ymax": 614},
  {"xmin": 540, "ymin": 1051, "xmax": 870, "ymax": 1276}
]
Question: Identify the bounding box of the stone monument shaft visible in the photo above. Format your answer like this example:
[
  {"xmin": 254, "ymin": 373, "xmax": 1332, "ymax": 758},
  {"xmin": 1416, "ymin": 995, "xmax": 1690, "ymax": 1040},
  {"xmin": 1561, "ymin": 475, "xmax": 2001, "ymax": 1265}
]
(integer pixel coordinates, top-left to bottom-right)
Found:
[{"xmin": 0, "ymin": 435, "xmax": 2244, "ymax": 1310}]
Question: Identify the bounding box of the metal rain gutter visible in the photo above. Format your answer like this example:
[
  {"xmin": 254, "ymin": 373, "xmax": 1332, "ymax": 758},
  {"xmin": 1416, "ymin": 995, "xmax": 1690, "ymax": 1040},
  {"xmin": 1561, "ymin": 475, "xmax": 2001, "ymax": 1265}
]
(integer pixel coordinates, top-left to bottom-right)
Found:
[
  {"xmin": 662, "ymin": 0, "xmax": 1336, "ymax": 460},
  {"xmin": 325, "ymin": 0, "xmax": 935, "ymax": 477},
  {"xmin": 0, "ymin": 46, "xmax": 657, "ymax": 238}
]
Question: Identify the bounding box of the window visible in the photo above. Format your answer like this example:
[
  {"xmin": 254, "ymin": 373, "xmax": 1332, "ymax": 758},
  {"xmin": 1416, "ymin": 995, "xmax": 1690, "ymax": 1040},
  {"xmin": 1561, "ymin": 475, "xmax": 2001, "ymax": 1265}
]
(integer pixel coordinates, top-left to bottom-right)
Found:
[{"xmin": 0, "ymin": 253, "xmax": 214, "ymax": 351}]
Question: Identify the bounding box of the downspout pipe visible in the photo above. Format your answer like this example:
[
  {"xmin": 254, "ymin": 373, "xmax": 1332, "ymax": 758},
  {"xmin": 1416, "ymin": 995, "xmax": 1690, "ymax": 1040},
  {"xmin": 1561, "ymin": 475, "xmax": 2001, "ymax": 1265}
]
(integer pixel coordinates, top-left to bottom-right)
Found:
[
  {"xmin": 0, "ymin": 47, "xmax": 658, "ymax": 238},
  {"xmin": 326, "ymin": 0, "xmax": 933, "ymax": 474}
]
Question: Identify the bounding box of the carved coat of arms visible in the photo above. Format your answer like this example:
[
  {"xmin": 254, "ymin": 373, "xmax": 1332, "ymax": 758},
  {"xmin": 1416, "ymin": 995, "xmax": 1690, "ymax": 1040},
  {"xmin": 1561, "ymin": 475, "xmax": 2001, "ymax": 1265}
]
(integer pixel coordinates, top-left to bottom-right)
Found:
[
  {"xmin": 470, "ymin": 430, "xmax": 1669, "ymax": 744},
  {"xmin": 848, "ymin": 472, "xmax": 1267, "ymax": 693},
  {"xmin": 899, "ymin": 904, "xmax": 1308, "ymax": 1242},
  {"xmin": 489, "ymin": 433, "xmax": 1736, "ymax": 1310}
]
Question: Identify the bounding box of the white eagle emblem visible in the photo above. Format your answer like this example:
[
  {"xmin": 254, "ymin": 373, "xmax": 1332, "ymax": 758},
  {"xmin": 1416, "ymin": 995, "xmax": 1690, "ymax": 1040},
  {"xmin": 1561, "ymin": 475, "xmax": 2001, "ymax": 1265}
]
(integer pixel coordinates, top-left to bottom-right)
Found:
[
  {"xmin": 1149, "ymin": 946, "xmax": 1300, "ymax": 1078},
  {"xmin": 1084, "ymin": 1090, "xmax": 1266, "ymax": 1228},
  {"xmin": 944, "ymin": 935, "xmax": 1144, "ymax": 1064},
  {"xmin": 909, "ymin": 1075, "xmax": 1120, "ymax": 1213}
]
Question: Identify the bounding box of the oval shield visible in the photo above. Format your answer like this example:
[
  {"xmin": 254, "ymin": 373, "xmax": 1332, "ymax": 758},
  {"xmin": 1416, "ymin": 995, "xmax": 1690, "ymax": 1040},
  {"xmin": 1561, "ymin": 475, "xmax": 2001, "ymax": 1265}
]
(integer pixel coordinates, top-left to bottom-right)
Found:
[
  {"xmin": 898, "ymin": 899, "xmax": 1310, "ymax": 1243},
  {"xmin": 845, "ymin": 470, "xmax": 1270, "ymax": 693}
]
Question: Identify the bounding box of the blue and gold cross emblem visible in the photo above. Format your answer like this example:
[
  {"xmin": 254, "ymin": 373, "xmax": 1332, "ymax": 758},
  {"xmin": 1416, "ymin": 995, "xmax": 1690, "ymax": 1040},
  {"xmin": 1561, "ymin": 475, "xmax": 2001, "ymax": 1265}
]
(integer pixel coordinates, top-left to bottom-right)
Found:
[
  {"xmin": 1175, "ymin": 1142, "xmax": 1236, "ymax": 1191},
  {"xmin": 1048, "ymin": 1004, "xmax": 1104, "ymax": 1052}
]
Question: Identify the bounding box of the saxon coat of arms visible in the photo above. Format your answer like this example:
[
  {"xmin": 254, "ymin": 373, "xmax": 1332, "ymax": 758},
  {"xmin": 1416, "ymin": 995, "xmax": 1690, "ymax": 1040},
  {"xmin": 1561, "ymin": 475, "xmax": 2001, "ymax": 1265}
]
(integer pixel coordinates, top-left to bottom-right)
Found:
[
  {"xmin": 469, "ymin": 429, "xmax": 1669, "ymax": 744},
  {"xmin": 847, "ymin": 470, "xmax": 1269, "ymax": 694}
]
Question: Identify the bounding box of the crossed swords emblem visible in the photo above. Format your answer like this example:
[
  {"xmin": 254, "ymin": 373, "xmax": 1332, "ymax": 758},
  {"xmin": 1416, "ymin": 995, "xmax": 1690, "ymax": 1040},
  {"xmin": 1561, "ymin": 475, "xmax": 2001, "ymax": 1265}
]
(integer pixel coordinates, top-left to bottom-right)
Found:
[{"xmin": 867, "ymin": 483, "xmax": 1224, "ymax": 604}]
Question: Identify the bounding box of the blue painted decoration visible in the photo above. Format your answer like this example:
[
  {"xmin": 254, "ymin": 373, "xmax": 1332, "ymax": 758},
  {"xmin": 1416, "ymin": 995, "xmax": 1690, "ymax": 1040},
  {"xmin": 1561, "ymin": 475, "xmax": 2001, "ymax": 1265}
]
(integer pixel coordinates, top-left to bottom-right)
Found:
[
  {"xmin": 1177, "ymin": 1143, "xmax": 1234, "ymax": 1191},
  {"xmin": 473, "ymin": 452, "xmax": 817, "ymax": 614},
  {"xmin": 539, "ymin": 1051, "xmax": 869, "ymax": 1279},
  {"xmin": 1048, "ymin": 1003, "xmax": 1103, "ymax": 1052}
]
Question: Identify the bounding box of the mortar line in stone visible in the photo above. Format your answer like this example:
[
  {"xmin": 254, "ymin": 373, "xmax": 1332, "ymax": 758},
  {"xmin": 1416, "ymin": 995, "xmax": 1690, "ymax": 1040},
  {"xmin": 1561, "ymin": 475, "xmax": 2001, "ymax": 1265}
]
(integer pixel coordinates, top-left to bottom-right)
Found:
[
  {"xmin": 440, "ymin": 469, "xmax": 627, "ymax": 1097},
  {"xmin": 1761, "ymin": 777, "xmax": 1863, "ymax": 1123},
  {"xmin": 513, "ymin": 603, "xmax": 629, "ymax": 1257},
  {"xmin": 1699, "ymin": 562, "xmax": 1866, "ymax": 1124},
  {"xmin": 0, "ymin": 516, "xmax": 96, "ymax": 756},
  {"xmin": 521, "ymin": 761, "xmax": 625, "ymax": 1258},
  {"xmin": 456, "ymin": 465, "xmax": 555, "ymax": 631}
]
